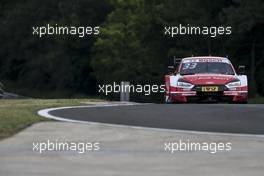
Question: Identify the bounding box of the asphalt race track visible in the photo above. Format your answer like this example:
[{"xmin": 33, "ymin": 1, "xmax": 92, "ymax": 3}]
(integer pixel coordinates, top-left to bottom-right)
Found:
[{"xmin": 49, "ymin": 104, "xmax": 264, "ymax": 135}]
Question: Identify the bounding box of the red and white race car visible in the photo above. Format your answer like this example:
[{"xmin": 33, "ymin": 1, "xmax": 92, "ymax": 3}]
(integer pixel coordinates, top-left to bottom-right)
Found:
[{"xmin": 165, "ymin": 56, "xmax": 248, "ymax": 103}]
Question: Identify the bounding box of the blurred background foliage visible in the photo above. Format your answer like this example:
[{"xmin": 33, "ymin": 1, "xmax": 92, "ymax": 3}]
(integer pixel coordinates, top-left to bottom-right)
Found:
[{"xmin": 0, "ymin": 0, "xmax": 263, "ymax": 101}]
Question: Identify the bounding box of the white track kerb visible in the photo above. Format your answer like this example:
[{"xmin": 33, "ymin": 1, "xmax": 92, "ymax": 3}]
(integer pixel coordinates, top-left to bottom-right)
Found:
[{"xmin": 38, "ymin": 103, "xmax": 264, "ymax": 138}]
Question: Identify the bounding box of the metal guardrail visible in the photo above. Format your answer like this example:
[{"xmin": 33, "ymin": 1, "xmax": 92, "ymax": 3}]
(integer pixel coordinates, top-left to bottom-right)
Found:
[
  {"xmin": 0, "ymin": 92, "xmax": 29, "ymax": 99},
  {"xmin": 0, "ymin": 82, "xmax": 3, "ymax": 99}
]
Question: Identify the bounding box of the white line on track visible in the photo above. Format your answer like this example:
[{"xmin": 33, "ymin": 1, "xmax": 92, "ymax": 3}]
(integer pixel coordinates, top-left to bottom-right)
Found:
[{"xmin": 38, "ymin": 103, "xmax": 264, "ymax": 138}]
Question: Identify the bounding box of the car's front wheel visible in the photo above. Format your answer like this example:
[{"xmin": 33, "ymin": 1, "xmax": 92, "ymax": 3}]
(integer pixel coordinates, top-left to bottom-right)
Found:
[{"xmin": 164, "ymin": 95, "xmax": 172, "ymax": 104}]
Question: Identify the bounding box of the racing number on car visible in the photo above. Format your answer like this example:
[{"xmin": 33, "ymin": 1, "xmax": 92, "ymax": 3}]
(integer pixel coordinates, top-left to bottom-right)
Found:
[{"xmin": 182, "ymin": 63, "xmax": 197, "ymax": 70}]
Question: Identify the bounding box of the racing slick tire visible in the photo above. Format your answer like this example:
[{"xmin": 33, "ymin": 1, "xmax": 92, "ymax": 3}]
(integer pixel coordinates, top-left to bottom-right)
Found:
[{"xmin": 164, "ymin": 95, "xmax": 172, "ymax": 104}]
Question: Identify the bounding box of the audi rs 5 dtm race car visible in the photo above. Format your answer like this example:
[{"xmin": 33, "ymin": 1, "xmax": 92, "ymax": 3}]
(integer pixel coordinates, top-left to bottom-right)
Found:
[{"xmin": 165, "ymin": 56, "xmax": 248, "ymax": 103}]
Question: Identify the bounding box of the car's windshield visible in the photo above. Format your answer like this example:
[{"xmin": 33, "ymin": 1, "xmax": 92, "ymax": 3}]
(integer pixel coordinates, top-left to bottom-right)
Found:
[{"xmin": 180, "ymin": 62, "xmax": 235, "ymax": 75}]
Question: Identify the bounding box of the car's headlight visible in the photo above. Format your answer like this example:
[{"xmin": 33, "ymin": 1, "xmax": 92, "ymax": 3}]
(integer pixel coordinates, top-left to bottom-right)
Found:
[
  {"xmin": 226, "ymin": 80, "xmax": 241, "ymax": 88},
  {"xmin": 177, "ymin": 81, "xmax": 193, "ymax": 88}
]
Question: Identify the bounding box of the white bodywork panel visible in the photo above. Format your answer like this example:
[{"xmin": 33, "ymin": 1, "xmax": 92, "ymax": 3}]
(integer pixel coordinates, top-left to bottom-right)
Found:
[{"xmin": 237, "ymin": 75, "xmax": 248, "ymax": 87}]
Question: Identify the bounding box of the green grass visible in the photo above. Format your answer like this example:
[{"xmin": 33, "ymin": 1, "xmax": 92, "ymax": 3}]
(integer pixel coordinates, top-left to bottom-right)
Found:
[
  {"xmin": 249, "ymin": 96, "xmax": 264, "ymax": 104},
  {"xmin": 0, "ymin": 99, "xmax": 103, "ymax": 140}
]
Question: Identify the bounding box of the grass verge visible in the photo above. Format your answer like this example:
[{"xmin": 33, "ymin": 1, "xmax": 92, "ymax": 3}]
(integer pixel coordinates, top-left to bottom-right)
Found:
[
  {"xmin": 0, "ymin": 99, "xmax": 103, "ymax": 140},
  {"xmin": 249, "ymin": 97, "xmax": 264, "ymax": 104}
]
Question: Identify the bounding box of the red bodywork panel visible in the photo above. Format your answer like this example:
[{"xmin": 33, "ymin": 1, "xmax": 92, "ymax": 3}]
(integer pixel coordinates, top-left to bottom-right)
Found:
[{"xmin": 182, "ymin": 74, "xmax": 236, "ymax": 85}]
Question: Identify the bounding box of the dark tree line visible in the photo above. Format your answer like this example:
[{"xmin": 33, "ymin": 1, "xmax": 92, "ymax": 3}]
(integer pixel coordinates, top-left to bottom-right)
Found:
[
  {"xmin": 0, "ymin": 0, "xmax": 111, "ymax": 97},
  {"xmin": 92, "ymin": 0, "xmax": 264, "ymax": 100},
  {"xmin": 0, "ymin": 0, "xmax": 263, "ymax": 100}
]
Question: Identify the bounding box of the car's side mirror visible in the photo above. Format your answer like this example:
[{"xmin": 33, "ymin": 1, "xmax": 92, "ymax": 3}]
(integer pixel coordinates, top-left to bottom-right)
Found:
[
  {"xmin": 168, "ymin": 66, "xmax": 175, "ymax": 74},
  {"xmin": 238, "ymin": 65, "xmax": 245, "ymax": 75}
]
